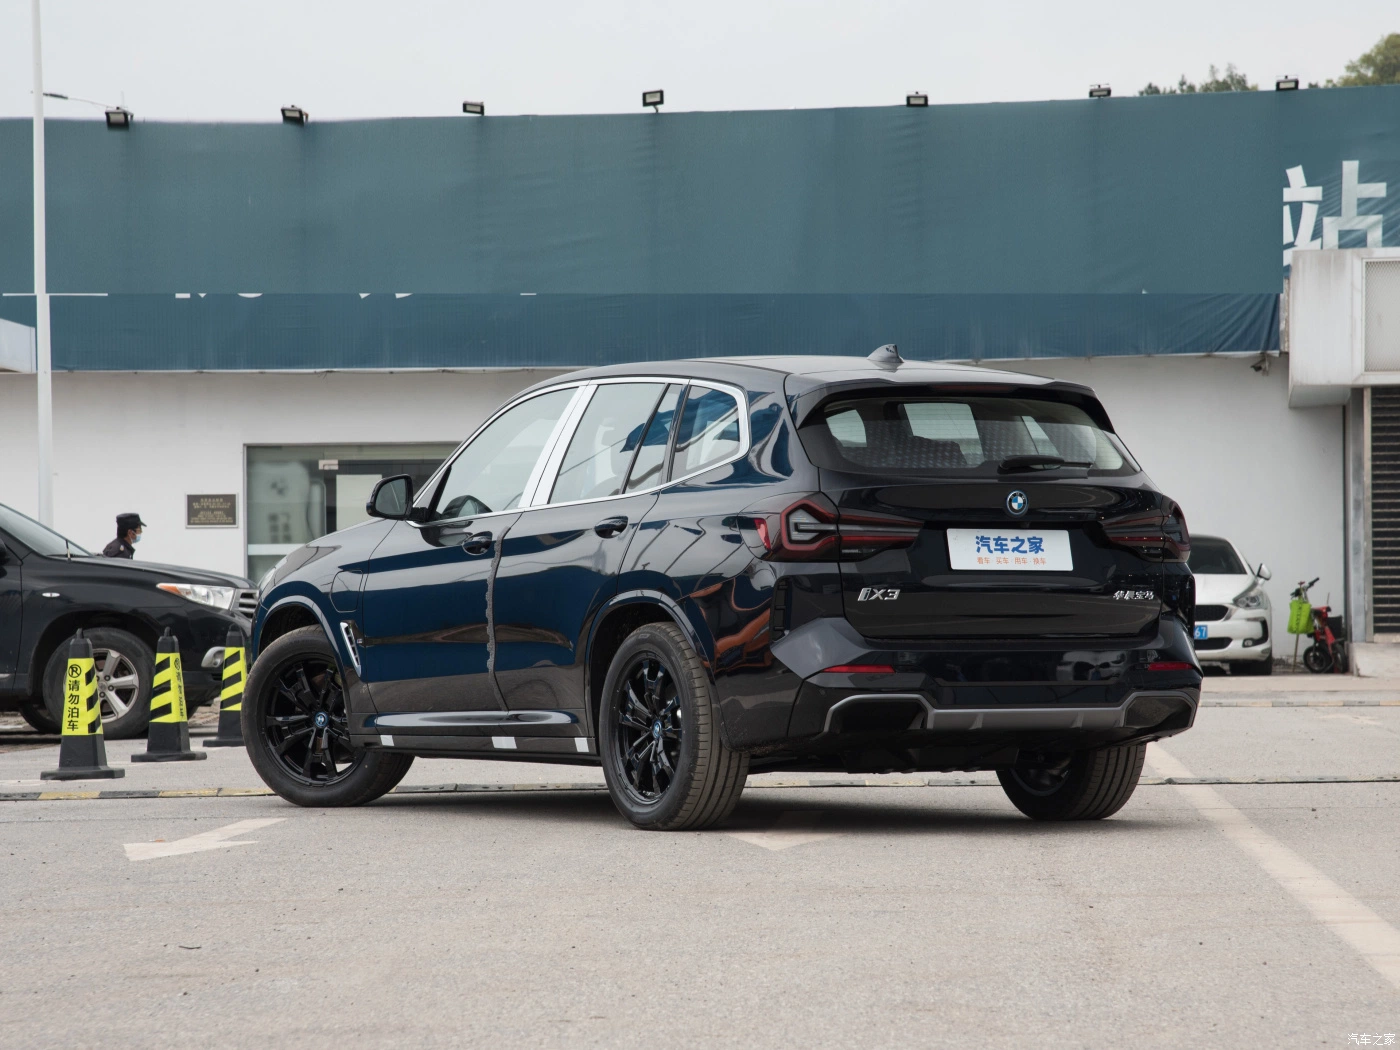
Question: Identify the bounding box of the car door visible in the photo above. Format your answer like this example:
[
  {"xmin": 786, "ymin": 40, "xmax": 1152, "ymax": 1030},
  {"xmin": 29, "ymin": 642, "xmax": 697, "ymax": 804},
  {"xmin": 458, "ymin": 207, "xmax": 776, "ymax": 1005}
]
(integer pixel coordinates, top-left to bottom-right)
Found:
[
  {"xmin": 357, "ymin": 385, "xmax": 582, "ymax": 718},
  {"xmin": 0, "ymin": 536, "xmax": 21, "ymax": 690},
  {"xmin": 491, "ymin": 381, "xmax": 683, "ymax": 716}
]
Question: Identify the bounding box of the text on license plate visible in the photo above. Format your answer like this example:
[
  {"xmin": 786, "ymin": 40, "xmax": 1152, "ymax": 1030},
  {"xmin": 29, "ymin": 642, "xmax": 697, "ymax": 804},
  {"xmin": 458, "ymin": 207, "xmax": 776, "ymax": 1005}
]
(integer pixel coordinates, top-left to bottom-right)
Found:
[
  {"xmin": 946, "ymin": 529, "xmax": 1073, "ymax": 571},
  {"xmin": 1195, "ymin": 625, "xmax": 1209, "ymax": 640}
]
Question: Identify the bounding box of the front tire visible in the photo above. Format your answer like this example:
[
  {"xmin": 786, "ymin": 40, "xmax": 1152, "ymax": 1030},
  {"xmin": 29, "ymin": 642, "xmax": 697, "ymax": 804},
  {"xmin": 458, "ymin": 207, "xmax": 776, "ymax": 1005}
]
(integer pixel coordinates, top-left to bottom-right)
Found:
[
  {"xmin": 599, "ymin": 622, "xmax": 748, "ymax": 830},
  {"xmin": 997, "ymin": 744, "xmax": 1145, "ymax": 821},
  {"xmin": 242, "ymin": 626, "xmax": 413, "ymax": 807},
  {"xmin": 42, "ymin": 627, "xmax": 155, "ymax": 739}
]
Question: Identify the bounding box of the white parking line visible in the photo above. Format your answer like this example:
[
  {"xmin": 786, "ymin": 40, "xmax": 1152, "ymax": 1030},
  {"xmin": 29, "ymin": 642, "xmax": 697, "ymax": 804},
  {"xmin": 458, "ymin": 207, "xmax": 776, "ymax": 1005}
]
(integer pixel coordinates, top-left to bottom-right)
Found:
[
  {"xmin": 1147, "ymin": 744, "xmax": 1400, "ymax": 990},
  {"xmin": 123, "ymin": 818, "xmax": 285, "ymax": 862}
]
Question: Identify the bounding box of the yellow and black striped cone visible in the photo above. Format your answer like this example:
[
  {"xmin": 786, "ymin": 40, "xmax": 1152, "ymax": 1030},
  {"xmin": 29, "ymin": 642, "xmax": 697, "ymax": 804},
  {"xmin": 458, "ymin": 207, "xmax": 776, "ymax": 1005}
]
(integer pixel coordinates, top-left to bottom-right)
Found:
[
  {"xmin": 132, "ymin": 629, "xmax": 207, "ymax": 763},
  {"xmin": 203, "ymin": 624, "xmax": 246, "ymax": 748},
  {"xmin": 40, "ymin": 630, "xmax": 124, "ymax": 780}
]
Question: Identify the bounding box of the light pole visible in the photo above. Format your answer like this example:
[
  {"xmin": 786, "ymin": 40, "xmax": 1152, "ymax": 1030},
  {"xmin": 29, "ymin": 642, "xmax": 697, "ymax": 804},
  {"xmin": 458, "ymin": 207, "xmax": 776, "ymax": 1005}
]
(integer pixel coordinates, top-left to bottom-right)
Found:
[{"xmin": 31, "ymin": 0, "xmax": 54, "ymax": 525}]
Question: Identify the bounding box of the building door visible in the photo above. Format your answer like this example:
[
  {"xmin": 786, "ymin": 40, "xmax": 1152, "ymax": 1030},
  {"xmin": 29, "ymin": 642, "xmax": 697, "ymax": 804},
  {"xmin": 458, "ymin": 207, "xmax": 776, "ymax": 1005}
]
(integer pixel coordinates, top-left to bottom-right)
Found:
[
  {"xmin": 246, "ymin": 443, "xmax": 457, "ymax": 582},
  {"xmin": 1370, "ymin": 387, "xmax": 1400, "ymax": 634}
]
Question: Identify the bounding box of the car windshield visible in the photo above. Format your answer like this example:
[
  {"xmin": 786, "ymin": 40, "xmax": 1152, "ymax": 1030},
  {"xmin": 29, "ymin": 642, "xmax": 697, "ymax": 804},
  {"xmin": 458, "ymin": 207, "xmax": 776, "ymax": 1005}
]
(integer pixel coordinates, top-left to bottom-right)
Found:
[
  {"xmin": 1188, "ymin": 537, "xmax": 1247, "ymax": 575},
  {"xmin": 0, "ymin": 503, "xmax": 91, "ymax": 557},
  {"xmin": 799, "ymin": 394, "xmax": 1140, "ymax": 477}
]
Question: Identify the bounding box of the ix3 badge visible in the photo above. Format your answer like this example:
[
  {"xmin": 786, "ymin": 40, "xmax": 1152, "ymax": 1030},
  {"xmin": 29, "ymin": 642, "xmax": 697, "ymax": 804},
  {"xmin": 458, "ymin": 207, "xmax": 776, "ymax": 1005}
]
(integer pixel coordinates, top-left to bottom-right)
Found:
[{"xmin": 857, "ymin": 587, "xmax": 901, "ymax": 601}]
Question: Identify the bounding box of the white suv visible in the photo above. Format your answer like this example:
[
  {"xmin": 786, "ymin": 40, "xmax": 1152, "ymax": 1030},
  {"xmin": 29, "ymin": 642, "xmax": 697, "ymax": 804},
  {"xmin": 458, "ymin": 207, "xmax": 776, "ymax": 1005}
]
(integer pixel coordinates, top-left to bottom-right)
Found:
[{"xmin": 1188, "ymin": 535, "xmax": 1273, "ymax": 675}]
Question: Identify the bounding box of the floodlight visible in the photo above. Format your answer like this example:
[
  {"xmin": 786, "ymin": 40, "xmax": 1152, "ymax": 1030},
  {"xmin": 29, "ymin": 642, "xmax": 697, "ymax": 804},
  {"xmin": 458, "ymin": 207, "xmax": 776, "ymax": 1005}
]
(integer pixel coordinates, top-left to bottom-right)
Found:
[
  {"xmin": 906, "ymin": 93, "xmax": 929, "ymax": 107},
  {"xmin": 281, "ymin": 105, "xmax": 308, "ymax": 124},
  {"xmin": 642, "ymin": 89, "xmax": 664, "ymax": 110},
  {"xmin": 462, "ymin": 101, "xmax": 485, "ymax": 116},
  {"xmin": 1275, "ymin": 76, "xmax": 1299, "ymax": 91},
  {"xmin": 1088, "ymin": 85, "xmax": 1111, "ymax": 99},
  {"xmin": 104, "ymin": 108, "xmax": 132, "ymax": 129}
]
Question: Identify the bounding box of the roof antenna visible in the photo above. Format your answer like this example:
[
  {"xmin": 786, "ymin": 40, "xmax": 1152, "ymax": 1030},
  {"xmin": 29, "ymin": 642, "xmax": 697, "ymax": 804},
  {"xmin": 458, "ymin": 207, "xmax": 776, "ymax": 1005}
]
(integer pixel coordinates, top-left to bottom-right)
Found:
[{"xmin": 868, "ymin": 343, "xmax": 902, "ymax": 370}]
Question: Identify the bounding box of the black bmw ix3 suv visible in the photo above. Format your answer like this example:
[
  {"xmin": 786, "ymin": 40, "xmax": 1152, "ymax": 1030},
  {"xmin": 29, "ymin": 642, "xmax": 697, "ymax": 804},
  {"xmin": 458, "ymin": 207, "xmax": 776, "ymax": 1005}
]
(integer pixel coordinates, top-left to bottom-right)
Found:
[{"xmin": 246, "ymin": 347, "xmax": 1199, "ymax": 829}]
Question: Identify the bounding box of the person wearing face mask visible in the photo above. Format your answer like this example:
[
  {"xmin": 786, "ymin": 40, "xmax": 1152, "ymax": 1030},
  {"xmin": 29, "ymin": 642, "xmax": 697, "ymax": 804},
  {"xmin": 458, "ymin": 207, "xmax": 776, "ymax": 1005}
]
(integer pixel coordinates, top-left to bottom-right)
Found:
[{"xmin": 102, "ymin": 512, "xmax": 146, "ymax": 559}]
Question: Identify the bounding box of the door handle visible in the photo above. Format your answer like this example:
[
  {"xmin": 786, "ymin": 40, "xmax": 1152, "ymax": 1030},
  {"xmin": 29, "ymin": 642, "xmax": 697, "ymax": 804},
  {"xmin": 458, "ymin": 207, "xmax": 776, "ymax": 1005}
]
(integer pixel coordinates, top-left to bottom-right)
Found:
[
  {"xmin": 594, "ymin": 516, "xmax": 628, "ymax": 538},
  {"xmin": 461, "ymin": 531, "xmax": 493, "ymax": 555}
]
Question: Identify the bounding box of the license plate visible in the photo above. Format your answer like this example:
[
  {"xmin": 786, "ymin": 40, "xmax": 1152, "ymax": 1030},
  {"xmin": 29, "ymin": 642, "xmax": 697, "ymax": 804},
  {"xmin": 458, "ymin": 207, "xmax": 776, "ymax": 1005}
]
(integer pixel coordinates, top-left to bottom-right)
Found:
[
  {"xmin": 946, "ymin": 529, "xmax": 1073, "ymax": 571},
  {"xmin": 1194, "ymin": 625, "xmax": 1209, "ymax": 640}
]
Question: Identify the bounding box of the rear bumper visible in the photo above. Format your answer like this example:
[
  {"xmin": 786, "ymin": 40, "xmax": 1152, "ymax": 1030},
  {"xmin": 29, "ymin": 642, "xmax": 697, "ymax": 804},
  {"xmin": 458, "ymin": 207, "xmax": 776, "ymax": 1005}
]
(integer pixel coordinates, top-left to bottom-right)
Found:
[{"xmin": 727, "ymin": 614, "xmax": 1201, "ymax": 757}]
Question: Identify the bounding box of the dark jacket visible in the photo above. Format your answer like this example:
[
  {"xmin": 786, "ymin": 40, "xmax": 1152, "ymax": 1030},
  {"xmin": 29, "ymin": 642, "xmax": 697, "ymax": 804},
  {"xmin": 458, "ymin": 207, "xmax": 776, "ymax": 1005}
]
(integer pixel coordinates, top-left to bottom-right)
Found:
[{"xmin": 102, "ymin": 538, "xmax": 136, "ymax": 559}]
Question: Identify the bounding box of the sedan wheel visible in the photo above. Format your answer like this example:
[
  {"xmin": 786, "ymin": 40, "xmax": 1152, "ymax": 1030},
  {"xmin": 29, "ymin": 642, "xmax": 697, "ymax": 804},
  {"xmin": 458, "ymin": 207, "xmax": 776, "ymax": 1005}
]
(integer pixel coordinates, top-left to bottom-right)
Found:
[
  {"xmin": 92, "ymin": 647, "xmax": 141, "ymax": 722},
  {"xmin": 42, "ymin": 627, "xmax": 155, "ymax": 740}
]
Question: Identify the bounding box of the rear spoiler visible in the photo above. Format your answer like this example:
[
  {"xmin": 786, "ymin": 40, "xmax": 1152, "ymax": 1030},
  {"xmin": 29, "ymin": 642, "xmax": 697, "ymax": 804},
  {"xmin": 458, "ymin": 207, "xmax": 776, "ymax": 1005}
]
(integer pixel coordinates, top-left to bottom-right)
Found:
[{"xmin": 785, "ymin": 377, "xmax": 1117, "ymax": 433}]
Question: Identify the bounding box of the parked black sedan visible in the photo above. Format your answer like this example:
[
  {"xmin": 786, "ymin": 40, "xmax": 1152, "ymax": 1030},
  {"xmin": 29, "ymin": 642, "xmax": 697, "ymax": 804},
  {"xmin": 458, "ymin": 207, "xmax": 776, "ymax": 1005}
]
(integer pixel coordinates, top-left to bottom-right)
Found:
[
  {"xmin": 0, "ymin": 503, "xmax": 254, "ymax": 737},
  {"xmin": 246, "ymin": 349, "xmax": 1200, "ymax": 829}
]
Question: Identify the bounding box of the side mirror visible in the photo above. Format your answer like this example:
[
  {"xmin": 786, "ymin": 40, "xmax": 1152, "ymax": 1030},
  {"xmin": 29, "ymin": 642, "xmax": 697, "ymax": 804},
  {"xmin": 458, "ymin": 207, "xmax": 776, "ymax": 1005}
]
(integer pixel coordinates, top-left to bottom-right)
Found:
[
  {"xmin": 1256, "ymin": 562, "xmax": 1272, "ymax": 581},
  {"xmin": 367, "ymin": 475, "xmax": 414, "ymax": 520}
]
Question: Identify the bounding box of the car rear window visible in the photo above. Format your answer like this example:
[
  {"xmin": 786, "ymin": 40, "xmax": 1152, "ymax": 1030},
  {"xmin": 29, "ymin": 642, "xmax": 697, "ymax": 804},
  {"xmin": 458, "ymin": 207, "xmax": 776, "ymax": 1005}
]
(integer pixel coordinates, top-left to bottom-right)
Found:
[
  {"xmin": 1188, "ymin": 537, "xmax": 1246, "ymax": 575},
  {"xmin": 800, "ymin": 395, "xmax": 1140, "ymax": 477}
]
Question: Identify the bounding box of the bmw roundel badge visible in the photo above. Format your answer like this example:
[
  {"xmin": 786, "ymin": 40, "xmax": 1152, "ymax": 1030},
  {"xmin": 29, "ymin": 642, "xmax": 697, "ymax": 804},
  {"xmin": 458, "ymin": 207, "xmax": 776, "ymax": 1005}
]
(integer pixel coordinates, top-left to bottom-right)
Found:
[{"xmin": 1006, "ymin": 490, "xmax": 1028, "ymax": 517}]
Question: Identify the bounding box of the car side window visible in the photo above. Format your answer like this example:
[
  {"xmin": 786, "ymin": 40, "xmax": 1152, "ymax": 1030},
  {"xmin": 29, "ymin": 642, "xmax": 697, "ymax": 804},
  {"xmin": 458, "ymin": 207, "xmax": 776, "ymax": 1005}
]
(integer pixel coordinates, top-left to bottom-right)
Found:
[
  {"xmin": 672, "ymin": 385, "xmax": 742, "ymax": 478},
  {"xmin": 551, "ymin": 383, "xmax": 668, "ymax": 504},
  {"xmin": 624, "ymin": 384, "xmax": 683, "ymax": 492},
  {"xmin": 429, "ymin": 388, "xmax": 575, "ymax": 520}
]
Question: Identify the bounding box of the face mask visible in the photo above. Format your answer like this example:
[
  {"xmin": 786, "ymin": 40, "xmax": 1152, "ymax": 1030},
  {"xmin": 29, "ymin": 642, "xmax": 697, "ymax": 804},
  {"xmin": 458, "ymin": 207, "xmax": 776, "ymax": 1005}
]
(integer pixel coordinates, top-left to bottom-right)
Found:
[{"xmin": 131, "ymin": 534, "xmax": 141, "ymax": 544}]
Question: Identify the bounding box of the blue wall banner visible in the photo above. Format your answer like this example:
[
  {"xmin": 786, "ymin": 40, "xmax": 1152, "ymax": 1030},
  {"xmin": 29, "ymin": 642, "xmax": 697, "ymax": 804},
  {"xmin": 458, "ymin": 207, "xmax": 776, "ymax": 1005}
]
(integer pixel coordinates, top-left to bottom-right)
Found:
[{"xmin": 0, "ymin": 86, "xmax": 1395, "ymax": 370}]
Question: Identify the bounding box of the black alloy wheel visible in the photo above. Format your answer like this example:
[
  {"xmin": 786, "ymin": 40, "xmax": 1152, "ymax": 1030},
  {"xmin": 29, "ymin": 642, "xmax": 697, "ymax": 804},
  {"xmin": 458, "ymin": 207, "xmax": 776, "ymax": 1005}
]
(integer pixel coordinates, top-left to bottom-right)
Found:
[
  {"xmin": 598, "ymin": 622, "xmax": 748, "ymax": 831},
  {"xmin": 1006, "ymin": 756, "xmax": 1074, "ymax": 797},
  {"xmin": 242, "ymin": 626, "xmax": 413, "ymax": 807},
  {"xmin": 614, "ymin": 656, "xmax": 684, "ymax": 801},
  {"xmin": 263, "ymin": 657, "xmax": 359, "ymax": 785},
  {"xmin": 997, "ymin": 743, "xmax": 1146, "ymax": 820}
]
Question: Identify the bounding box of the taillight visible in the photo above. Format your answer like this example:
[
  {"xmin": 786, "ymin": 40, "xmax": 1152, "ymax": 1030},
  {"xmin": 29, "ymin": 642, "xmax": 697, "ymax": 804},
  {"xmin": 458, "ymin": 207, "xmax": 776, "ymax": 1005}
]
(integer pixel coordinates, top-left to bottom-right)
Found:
[
  {"xmin": 1103, "ymin": 500, "xmax": 1190, "ymax": 562},
  {"xmin": 749, "ymin": 497, "xmax": 921, "ymax": 562},
  {"xmin": 821, "ymin": 664, "xmax": 895, "ymax": 674}
]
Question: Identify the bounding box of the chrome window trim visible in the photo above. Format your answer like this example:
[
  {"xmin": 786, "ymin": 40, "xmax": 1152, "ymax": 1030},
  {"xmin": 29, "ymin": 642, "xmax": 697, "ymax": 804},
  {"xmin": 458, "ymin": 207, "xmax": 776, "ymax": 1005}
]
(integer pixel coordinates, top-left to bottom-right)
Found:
[
  {"xmin": 525, "ymin": 382, "xmax": 599, "ymax": 508},
  {"xmin": 408, "ymin": 382, "xmax": 588, "ymax": 529},
  {"xmin": 527, "ymin": 376, "xmax": 751, "ymax": 513},
  {"xmin": 522, "ymin": 384, "xmax": 594, "ymax": 508},
  {"xmin": 411, "ymin": 374, "xmax": 752, "ymax": 526}
]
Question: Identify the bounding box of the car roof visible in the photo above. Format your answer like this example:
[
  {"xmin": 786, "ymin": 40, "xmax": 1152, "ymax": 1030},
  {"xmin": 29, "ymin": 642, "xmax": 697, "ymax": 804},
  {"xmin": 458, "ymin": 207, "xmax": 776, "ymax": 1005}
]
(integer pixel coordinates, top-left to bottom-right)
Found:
[{"xmin": 521, "ymin": 355, "xmax": 1082, "ymax": 398}]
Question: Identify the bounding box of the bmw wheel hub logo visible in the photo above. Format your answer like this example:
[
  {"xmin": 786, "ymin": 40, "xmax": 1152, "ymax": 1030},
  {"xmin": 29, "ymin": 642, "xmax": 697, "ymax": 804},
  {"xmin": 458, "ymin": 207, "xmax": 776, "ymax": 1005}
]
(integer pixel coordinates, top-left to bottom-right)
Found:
[
  {"xmin": 1006, "ymin": 490, "xmax": 1028, "ymax": 517},
  {"xmin": 314, "ymin": 712, "xmax": 329, "ymax": 728}
]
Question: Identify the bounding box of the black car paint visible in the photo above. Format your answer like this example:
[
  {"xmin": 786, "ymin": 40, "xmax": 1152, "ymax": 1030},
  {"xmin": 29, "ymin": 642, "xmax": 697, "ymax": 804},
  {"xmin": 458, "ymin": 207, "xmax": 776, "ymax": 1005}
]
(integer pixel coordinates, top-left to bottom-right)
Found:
[
  {"xmin": 0, "ymin": 529, "xmax": 253, "ymax": 712},
  {"xmin": 252, "ymin": 358, "xmax": 1201, "ymax": 774}
]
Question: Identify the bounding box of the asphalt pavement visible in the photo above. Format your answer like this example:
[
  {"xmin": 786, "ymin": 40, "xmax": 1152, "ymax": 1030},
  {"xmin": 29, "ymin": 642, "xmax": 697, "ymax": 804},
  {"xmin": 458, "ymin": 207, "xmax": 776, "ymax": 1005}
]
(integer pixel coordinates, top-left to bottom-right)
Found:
[{"xmin": 0, "ymin": 677, "xmax": 1396, "ymax": 1049}]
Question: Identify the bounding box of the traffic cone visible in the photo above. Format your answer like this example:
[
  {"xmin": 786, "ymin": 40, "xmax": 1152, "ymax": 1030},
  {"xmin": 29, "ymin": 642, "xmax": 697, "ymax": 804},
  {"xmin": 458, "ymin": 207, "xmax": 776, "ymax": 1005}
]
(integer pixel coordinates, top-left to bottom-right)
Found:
[
  {"xmin": 203, "ymin": 624, "xmax": 246, "ymax": 748},
  {"xmin": 40, "ymin": 630, "xmax": 124, "ymax": 780},
  {"xmin": 132, "ymin": 629, "xmax": 207, "ymax": 763}
]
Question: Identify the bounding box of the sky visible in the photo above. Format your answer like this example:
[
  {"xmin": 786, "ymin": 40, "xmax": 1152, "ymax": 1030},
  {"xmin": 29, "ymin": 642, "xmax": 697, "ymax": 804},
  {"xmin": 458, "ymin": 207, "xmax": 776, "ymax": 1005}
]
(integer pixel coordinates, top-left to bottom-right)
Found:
[{"xmin": 0, "ymin": 0, "xmax": 1395, "ymax": 123}]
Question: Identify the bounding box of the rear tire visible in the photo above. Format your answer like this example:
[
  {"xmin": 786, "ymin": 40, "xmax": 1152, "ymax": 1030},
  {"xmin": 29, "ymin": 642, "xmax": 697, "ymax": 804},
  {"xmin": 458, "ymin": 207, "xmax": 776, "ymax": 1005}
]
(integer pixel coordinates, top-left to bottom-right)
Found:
[
  {"xmin": 243, "ymin": 626, "xmax": 413, "ymax": 807},
  {"xmin": 19, "ymin": 702, "xmax": 59, "ymax": 734},
  {"xmin": 599, "ymin": 622, "xmax": 748, "ymax": 830},
  {"xmin": 997, "ymin": 744, "xmax": 1145, "ymax": 821}
]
